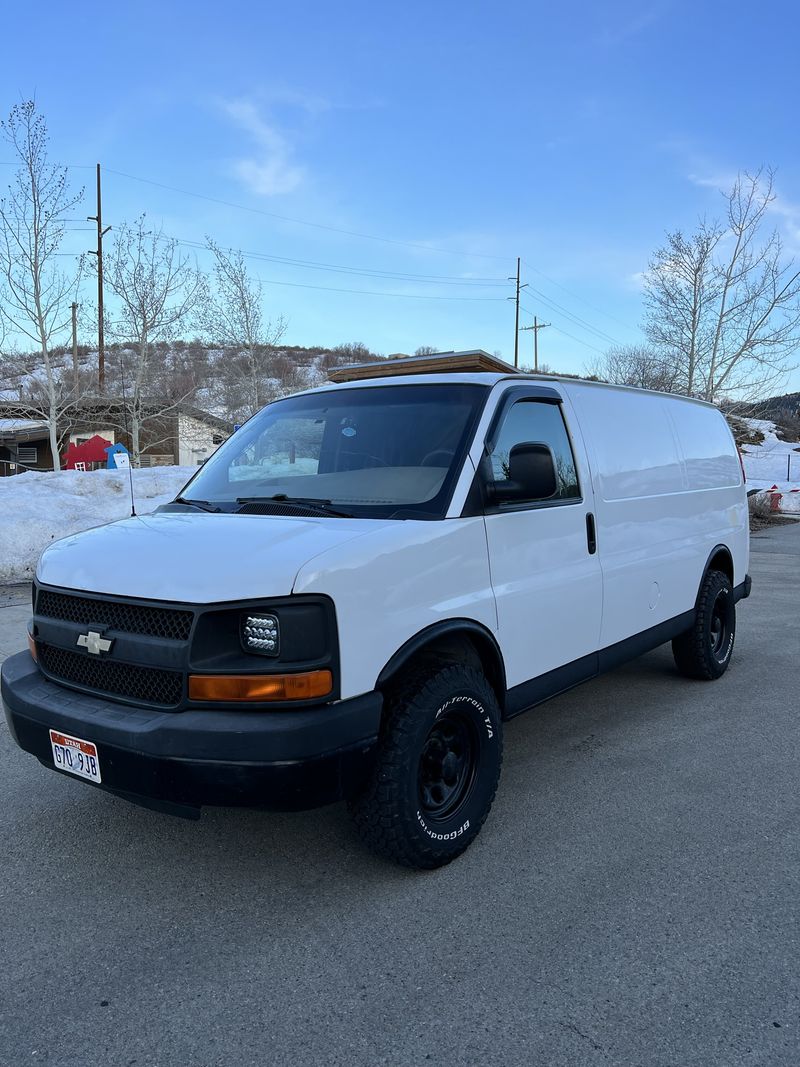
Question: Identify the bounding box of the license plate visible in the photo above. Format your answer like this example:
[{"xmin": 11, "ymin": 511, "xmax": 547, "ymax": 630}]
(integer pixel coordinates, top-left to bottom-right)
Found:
[{"xmin": 49, "ymin": 729, "xmax": 102, "ymax": 784}]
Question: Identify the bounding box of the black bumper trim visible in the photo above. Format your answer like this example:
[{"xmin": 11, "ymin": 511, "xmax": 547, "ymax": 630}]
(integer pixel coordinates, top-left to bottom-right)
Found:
[{"xmin": 2, "ymin": 651, "xmax": 381, "ymax": 811}]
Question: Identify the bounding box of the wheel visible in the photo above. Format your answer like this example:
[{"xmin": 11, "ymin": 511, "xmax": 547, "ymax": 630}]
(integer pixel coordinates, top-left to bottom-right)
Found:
[
  {"xmin": 348, "ymin": 664, "xmax": 503, "ymax": 869},
  {"xmin": 672, "ymin": 569, "xmax": 736, "ymax": 680}
]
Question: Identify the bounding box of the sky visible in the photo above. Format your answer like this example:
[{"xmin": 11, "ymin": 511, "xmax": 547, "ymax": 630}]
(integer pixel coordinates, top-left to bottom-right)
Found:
[{"xmin": 2, "ymin": 0, "xmax": 800, "ymax": 391}]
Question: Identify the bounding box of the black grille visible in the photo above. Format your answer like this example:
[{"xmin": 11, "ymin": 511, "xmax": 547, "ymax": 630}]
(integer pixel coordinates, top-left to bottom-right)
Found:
[
  {"xmin": 37, "ymin": 590, "xmax": 193, "ymax": 641},
  {"xmin": 38, "ymin": 644, "xmax": 183, "ymax": 707}
]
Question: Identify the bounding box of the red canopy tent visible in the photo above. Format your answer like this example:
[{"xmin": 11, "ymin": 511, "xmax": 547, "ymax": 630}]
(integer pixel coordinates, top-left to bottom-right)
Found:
[{"xmin": 62, "ymin": 434, "xmax": 112, "ymax": 470}]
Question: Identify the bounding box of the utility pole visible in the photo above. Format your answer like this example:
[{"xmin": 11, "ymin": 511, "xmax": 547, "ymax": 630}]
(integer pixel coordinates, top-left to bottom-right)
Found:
[
  {"xmin": 507, "ymin": 257, "xmax": 528, "ymax": 368},
  {"xmin": 71, "ymin": 302, "xmax": 79, "ymax": 396},
  {"xmin": 87, "ymin": 164, "xmax": 111, "ymax": 393},
  {"xmin": 520, "ymin": 315, "xmax": 550, "ymax": 372}
]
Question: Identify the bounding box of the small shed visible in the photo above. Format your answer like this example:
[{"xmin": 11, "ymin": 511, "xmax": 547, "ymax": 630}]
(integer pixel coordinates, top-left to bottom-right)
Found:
[{"xmin": 63, "ymin": 434, "xmax": 112, "ymax": 471}]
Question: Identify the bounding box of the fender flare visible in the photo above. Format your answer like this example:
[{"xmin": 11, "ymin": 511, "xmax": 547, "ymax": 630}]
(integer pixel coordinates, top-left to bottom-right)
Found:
[
  {"xmin": 375, "ymin": 619, "xmax": 507, "ymax": 702},
  {"xmin": 697, "ymin": 543, "xmax": 734, "ymax": 601}
]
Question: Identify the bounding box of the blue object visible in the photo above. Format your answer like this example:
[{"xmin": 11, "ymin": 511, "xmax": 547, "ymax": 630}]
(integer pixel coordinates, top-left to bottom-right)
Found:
[{"xmin": 104, "ymin": 443, "xmax": 130, "ymax": 469}]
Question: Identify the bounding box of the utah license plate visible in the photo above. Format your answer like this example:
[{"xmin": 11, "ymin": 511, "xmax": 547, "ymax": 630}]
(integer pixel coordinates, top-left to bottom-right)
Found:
[{"xmin": 49, "ymin": 729, "xmax": 102, "ymax": 784}]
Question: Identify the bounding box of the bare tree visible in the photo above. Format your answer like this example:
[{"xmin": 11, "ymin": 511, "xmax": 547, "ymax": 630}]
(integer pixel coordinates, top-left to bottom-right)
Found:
[
  {"xmin": 644, "ymin": 170, "xmax": 800, "ymax": 402},
  {"xmin": 202, "ymin": 239, "xmax": 287, "ymax": 417},
  {"xmin": 644, "ymin": 226, "xmax": 721, "ymax": 396},
  {"xmin": 414, "ymin": 345, "xmax": 437, "ymax": 356},
  {"xmin": 0, "ymin": 101, "xmax": 84, "ymax": 470},
  {"xmin": 102, "ymin": 217, "xmax": 203, "ymax": 464},
  {"xmin": 589, "ymin": 344, "xmax": 684, "ymax": 392}
]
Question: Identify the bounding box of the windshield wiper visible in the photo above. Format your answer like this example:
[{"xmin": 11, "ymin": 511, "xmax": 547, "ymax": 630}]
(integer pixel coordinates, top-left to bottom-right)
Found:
[
  {"xmin": 174, "ymin": 496, "xmax": 222, "ymax": 513},
  {"xmin": 236, "ymin": 494, "xmax": 352, "ymax": 518}
]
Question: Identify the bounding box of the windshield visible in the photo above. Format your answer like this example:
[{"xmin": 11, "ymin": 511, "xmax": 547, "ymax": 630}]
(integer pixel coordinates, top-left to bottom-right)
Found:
[{"xmin": 180, "ymin": 383, "xmax": 487, "ymax": 519}]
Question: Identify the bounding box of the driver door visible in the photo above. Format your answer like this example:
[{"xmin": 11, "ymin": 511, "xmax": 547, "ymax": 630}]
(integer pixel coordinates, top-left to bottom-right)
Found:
[{"xmin": 481, "ymin": 390, "xmax": 603, "ymax": 693}]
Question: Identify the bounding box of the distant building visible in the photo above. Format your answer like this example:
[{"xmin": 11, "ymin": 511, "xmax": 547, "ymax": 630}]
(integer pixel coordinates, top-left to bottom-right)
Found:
[{"xmin": 0, "ymin": 401, "xmax": 231, "ymax": 476}]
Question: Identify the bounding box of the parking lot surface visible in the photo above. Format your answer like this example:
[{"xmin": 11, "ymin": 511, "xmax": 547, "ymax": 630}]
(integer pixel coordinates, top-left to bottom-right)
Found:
[{"xmin": 1, "ymin": 524, "xmax": 798, "ymax": 1067}]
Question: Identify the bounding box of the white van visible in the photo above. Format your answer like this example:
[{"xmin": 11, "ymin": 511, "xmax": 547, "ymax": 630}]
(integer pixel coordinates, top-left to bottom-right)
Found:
[{"xmin": 1, "ymin": 352, "xmax": 750, "ymax": 868}]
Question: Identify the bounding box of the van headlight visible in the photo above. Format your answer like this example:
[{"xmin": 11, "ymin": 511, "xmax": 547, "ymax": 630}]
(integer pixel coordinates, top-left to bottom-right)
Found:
[{"xmin": 242, "ymin": 613, "xmax": 280, "ymax": 656}]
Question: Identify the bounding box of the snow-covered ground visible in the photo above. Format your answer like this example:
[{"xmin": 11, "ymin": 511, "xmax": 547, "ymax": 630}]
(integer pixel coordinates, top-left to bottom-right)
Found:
[
  {"xmin": 739, "ymin": 418, "xmax": 800, "ymax": 513},
  {"xmin": 0, "ymin": 466, "xmax": 194, "ymax": 583}
]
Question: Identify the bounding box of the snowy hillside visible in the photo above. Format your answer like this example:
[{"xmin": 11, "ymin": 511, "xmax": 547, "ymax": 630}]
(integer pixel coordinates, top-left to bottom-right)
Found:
[
  {"xmin": 0, "ymin": 466, "xmax": 194, "ymax": 583},
  {"xmin": 739, "ymin": 418, "xmax": 800, "ymax": 513}
]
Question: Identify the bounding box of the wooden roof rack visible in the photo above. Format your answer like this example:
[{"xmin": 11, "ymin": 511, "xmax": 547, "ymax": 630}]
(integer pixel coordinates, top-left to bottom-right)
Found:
[{"xmin": 327, "ymin": 349, "xmax": 518, "ymax": 383}]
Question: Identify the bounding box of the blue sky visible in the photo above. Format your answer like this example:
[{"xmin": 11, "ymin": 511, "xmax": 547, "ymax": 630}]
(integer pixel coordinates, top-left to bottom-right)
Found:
[{"xmin": 3, "ymin": 0, "xmax": 800, "ymax": 390}]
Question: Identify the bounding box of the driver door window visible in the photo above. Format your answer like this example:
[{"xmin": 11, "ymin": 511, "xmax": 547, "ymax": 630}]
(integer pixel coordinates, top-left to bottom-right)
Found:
[{"xmin": 489, "ymin": 400, "xmax": 581, "ymax": 503}]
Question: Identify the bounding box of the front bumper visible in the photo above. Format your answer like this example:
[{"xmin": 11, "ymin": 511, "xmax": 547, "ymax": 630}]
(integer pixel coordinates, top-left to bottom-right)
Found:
[{"xmin": 2, "ymin": 652, "xmax": 382, "ymax": 816}]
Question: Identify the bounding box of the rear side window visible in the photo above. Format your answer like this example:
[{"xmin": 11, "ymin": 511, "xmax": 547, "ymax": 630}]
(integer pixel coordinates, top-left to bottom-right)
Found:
[{"xmin": 490, "ymin": 400, "xmax": 580, "ymax": 501}]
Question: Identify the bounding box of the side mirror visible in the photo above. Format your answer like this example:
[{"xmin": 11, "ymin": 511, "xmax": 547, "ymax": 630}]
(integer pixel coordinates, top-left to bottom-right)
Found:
[{"xmin": 487, "ymin": 441, "xmax": 557, "ymax": 504}]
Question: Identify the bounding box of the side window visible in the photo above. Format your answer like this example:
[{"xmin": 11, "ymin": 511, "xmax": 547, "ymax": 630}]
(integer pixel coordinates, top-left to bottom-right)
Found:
[{"xmin": 489, "ymin": 400, "xmax": 580, "ymax": 502}]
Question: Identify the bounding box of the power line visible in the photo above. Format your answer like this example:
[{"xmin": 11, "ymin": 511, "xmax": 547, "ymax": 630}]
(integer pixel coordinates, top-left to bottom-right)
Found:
[
  {"xmin": 249, "ymin": 275, "xmax": 508, "ymax": 301},
  {"xmin": 521, "ymin": 311, "xmax": 606, "ymax": 356},
  {"xmin": 170, "ymin": 235, "xmax": 509, "ymax": 285},
  {"xmin": 522, "ymin": 282, "xmax": 621, "ymax": 346},
  {"xmin": 522, "ymin": 257, "xmax": 634, "ymax": 332},
  {"xmin": 104, "ymin": 167, "xmax": 511, "ymax": 262},
  {"xmin": 5, "ymin": 159, "xmax": 637, "ymax": 337},
  {"xmin": 548, "ymin": 325, "xmax": 605, "ymax": 355}
]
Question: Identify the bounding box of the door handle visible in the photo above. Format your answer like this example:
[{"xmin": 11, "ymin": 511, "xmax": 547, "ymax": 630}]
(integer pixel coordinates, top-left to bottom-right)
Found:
[{"xmin": 586, "ymin": 512, "xmax": 597, "ymax": 555}]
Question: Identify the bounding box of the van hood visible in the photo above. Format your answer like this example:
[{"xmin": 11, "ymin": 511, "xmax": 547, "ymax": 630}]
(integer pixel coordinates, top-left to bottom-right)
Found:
[{"xmin": 36, "ymin": 512, "xmax": 392, "ymax": 603}]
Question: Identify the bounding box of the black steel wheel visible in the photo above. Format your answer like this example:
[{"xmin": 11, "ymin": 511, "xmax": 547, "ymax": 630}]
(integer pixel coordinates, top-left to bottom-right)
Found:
[
  {"xmin": 673, "ymin": 569, "xmax": 736, "ymax": 680},
  {"xmin": 418, "ymin": 712, "xmax": 478, "ymax": 819},
  {"xmin": 348, "ymin": 664, "xmax": 503, "ymax": 869}
]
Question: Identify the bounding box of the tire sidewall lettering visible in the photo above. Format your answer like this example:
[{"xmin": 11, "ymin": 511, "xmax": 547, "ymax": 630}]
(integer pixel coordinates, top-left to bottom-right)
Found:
[
  {"xmin": 434, "ymin": 694, "xmax": 494, "ymax": 739},
  {"xmin": 416, "ymin": 810, "xmax": 471, "ymax": 840}
]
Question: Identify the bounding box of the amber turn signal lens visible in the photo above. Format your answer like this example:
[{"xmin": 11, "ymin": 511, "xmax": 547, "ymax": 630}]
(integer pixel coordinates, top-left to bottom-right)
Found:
[
  {"xmin": 188, "ymin": 670, "xmax": 333, "ymax": 702},
  {"xmin": 27, "ymin": 632, "xmax": 37, "ymax": 662}
]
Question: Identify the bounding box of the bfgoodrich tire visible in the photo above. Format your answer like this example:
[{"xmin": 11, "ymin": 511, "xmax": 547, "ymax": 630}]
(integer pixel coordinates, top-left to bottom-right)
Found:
[
  {"xmin": 348, "ymin": 664, "xmax": 503, "ymax": 869},
  {"xmin": 672, "ymin": 569, "xmax": 736, "ymax": 680}
]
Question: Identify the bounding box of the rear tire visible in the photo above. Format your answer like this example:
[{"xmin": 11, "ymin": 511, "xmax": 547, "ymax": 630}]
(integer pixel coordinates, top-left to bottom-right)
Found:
[
  {"xmin": 672, "ymin": 569, "xmax": 736, "ymax": 680},
  {"xmin": 348, "ymin": 664, "xmax": 503, "ymax": 869}
]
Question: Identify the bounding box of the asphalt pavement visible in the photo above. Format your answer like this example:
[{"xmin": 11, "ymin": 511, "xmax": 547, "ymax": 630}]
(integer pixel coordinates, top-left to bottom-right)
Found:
[{"xmin": 1, "ymin": 524, "xmax": 798, "ymax": 1067}]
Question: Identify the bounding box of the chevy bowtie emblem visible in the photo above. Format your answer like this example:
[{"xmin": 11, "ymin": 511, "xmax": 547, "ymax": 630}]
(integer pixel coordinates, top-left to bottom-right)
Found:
[{"xmin": 77, "ymin": 630, "xmax": 113, "ymax": 655}]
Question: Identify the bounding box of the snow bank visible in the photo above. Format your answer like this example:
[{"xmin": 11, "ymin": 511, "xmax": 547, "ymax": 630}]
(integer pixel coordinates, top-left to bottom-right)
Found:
[
  {"xmin": 739, "ymin": 418, "xmax": 800, "ymax": 511},
  {"xmin": 0, "ymin": 466, "xmax": 195, "ymax": 583}
]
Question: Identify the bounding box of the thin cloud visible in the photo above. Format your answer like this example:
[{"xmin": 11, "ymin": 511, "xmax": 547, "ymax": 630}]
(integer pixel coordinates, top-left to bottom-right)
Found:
[
  {"xmin": 594, "ymin": 5, "xmax": 666, "ymax": 47},
  {"xmin": 688, "ymin": 168, "xmax": 800, "ymax": 251},
  {"xmin": 222, "ymin": 98, "xmax": 305, "ymax": 197}
]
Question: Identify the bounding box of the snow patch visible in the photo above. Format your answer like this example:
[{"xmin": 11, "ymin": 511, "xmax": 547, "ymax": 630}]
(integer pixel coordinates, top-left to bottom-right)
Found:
[{"xmin": 739, "ymin": 418, "xmax": 800, "ymax": 508}]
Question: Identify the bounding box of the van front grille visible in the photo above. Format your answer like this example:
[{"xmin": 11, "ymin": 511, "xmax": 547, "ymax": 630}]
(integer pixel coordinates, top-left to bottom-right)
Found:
[
  {"xmin": 37, "ymin": 644, "xmax": 183, "ymax": 707},
  {"xmin": 36, "ymin": 590, "xmax": 194, "ymax": 642}
]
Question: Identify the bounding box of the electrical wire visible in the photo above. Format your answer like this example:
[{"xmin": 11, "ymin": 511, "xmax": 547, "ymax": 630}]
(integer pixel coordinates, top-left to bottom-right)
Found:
[
  {"xmin": 522, "ymin": 257, "xmax": 634, "ymax": 332},
  {"xmin": 249, "ymin": 275, "xmax": 508, "ymax": 301},
  {"xmin": 519, "ymin": 306, "xmax": 607, "ymax": 356},
  {"xmin": 104, "ymin": 167, "xmax": 511, "ymax": 262},
  {"xmin": 521, "ymin": 283, "xmax": 621, "ymax": 346},
  {"xmin": 3, "ymin": 160, "xmax": 637, "ymax": 336},
  {"xmin": 169, "ymin": 235, "xmax": 510, "ymax": 285}
]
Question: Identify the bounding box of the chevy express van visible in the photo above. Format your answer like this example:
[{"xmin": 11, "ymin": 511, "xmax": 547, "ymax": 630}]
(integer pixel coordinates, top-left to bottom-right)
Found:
[{"xmin": 1, "ymin": 352, "xmax": 750, "ymax": 868}]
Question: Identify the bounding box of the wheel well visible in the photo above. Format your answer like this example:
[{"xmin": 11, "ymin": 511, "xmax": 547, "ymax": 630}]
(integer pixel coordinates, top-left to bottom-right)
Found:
[
  {"xmin": 707, "ymin": 546, "xmax": 734, "ymax": 585},
  {"xmin": 377, "ymin": 626, "xmax": 506, "ymax": 713}
]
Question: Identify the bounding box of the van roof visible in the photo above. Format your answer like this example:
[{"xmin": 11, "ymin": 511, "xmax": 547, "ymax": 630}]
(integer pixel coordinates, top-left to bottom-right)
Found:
[{"xmin": 322, "ymin": 350, "xmax": 717, "ymax": 408}]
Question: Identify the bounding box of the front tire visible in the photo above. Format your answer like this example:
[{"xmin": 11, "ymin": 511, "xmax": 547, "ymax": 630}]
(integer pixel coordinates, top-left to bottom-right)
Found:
[
  {"xmin": 348, "ymin": 664, "xmax": 503, "ymax": 869},
  {"xmin": 672, "ymin": 569, "xmax": 736, "ymax": 680}
]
